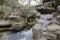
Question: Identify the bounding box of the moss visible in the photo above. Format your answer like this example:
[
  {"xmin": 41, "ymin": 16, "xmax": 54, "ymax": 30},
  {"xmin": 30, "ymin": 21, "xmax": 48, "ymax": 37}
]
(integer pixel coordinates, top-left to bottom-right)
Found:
[
  {"xmin": 53, "ymin": 0, "xmax": 60, "ymax": 8},
  {"xmin": 0, "ymin": 0, "xmax": 4, "ymax": 5}
]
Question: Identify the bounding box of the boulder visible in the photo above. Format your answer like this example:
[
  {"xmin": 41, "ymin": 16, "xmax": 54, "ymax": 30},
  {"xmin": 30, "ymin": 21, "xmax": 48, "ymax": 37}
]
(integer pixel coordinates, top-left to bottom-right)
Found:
[
  {"xmin": 11, "ymin": 23, "xmax": 24, "ymax": 30},
  {"xmin": 43, "ymin": 2, "xmax": 55, "ymax": 13},
  {"xmin": 8, "ymin": 12, "xmax": 24, "ymax": 22},
  {"xmin": 36, "ymin": 2, "xmax": 55, "ymax": 14},
  {"xmin": 44, "ymin": 2, "xmax": 52, "ymax": 7},
  {"xmin": 32, "ymin": 14, "xmax": 60, "ymax": 40},
  {"xmin": 32, "ymin": 23, "xmax": 60, "ymax": 40},
  {"xmin": 22, "ymin": 11, "xmax": 37, "ymax": 18},
  {"xmin": 32, "ymin": 24, "xmax": 42, "ymax": 40},
  {"xmin": 47, "ymin": 24, "xmax": 60, "ymax": 34},
  {"xmin": 8, "ymin": 12, "xmax": 20, "ymax": 19},
  {"xmin": 53, "ymin": 5, "xmax": 60, "ymax": 25}
]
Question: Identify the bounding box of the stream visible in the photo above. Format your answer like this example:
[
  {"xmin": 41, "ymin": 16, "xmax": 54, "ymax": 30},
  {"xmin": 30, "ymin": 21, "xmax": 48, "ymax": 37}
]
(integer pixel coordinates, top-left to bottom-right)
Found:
[
  {"xmin": 9, "ymin": 29, "xmax": 33, "ymax": 40},
  {"xmin": 0, "ymin": 14, "xmax": 54, "ymax": 40},
  {"xmin": 0, "ymin": 28, "xmax": 33, "ymax": 40}
]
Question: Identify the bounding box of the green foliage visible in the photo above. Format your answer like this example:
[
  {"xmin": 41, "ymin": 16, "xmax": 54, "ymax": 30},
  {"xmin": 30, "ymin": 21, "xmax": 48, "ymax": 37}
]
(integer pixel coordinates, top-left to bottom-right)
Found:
[
  {"xmin": 0, "ymin": 0, "xmax": 12, "ymax": 13},
  {"xmin": 0, "ymin": 6, "xmax": 12, "ymax": 13},
  {"xmin": 19, "ymin": 6, "xmax": 36, "ymax": 13},
  {"xmin": 53, "ymin": 0, "xmax": 60, "ymax": 7},
  {"xmin": 0, "ymin": 0, "xmax": 4, "ymax": 5}
]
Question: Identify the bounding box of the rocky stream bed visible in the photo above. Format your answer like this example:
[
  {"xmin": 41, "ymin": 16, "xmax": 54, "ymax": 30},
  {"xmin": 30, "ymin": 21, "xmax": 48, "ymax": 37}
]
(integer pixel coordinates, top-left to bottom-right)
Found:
[{"xmin": 0, "ymin": 14, "xmax": 56, "ymax": 40}]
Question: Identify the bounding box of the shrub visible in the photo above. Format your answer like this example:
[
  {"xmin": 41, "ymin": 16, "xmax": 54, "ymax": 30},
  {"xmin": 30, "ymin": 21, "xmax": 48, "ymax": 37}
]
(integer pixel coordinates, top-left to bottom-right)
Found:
[{"xmin": 0, "ymin": 6, "xmax": 12, "ymax": 13}]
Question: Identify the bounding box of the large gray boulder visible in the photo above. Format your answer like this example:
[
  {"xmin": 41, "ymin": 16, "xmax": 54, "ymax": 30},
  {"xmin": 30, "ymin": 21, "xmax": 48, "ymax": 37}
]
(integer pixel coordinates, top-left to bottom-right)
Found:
[
  {"xmin": 53, "ymin": 5, "xmax": 60, "ymax": 25},
  {"xmin": 47, "ymin": 24, "xmax": 60, "ymax": 34},
  {"xmin": 44, "ymin": 2, "xmax": 52, "ymax": 7},
  {"xmin": 32, "ymin": 23, "xmax": 60, "ymax": 40},
  {"xmin": 8, "ymin": 12, "xmax": 20, "ymax": 19},
  {"xmin": 11, "ymin": 23, "xmax": 24, "ymax": 30},
  {"xmin": 32, "ymin": 14, "xmax": 60, "ymax": 40},
  {"xmin": 44, "ymin": 2, "xmax": 55, "ymax": 12},
  {"xmin": 8, "ymin": 12, "xmax": 25, "ymax": 22},
  {"xmin": 32, "ymin": 24, "xmax": 42, "ymax": 40},
  {"xmin": 36, "ymin": 2, "xmax": 55, "ymax": 14}
]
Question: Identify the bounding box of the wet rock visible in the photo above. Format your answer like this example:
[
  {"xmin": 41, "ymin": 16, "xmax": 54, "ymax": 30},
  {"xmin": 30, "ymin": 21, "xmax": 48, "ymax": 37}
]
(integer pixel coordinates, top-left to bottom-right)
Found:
[
  {"xmin": 40, "ymin": 37, "xmax": 47, "ymax": 40},
  {"xmin": 44, "ymin": 2, "xmax": 55, "ymax": 12},
  {"xmin": 47, "ymin": 24, "xmax": 60, "ymax": 34},
  {"xmin": 44, "ymin": 2, "xmax": 53, "ymax": 7},
  {"xmin": 0, "ymin": 20, "xmax": 25, "ymax": 31},
  {"xmin": 0, "ymin": 32, "xmax": 11, "ymax": 40},
  {"xmin": 11, "ymin": 23, "xmax": 24, "ymax": 30},
  {"xmin": 36, "ymin": 2, "xmax": 55, "ymax": 14},
  {"xmin": 32, "ymin": 24, "xmax": 42, "ymax": 40},
  {"xmin": 32, "ymin": 20, "xmax": 60, "ymax": 40},
  {"xmin": 53, "ymin": 5, "xmax": 60, "ymax": 25},
  {"xmin": 32, "ymin": 14, "xmax": 60, "ymax": 40},
  {"xmin": 6, "ymin": 12, "xmax": 25, "ymax": 30},
  {"xmin": 32, "ymin": 19, "xmax": 53, "ymax": 40},
  {"xmin": 46, "ymin": 24, "xmax": 60, "ymax": 40},
  {"xmin": 36, "ymin": 5, "xmax": 45, "ymax": 10},
  {"xmin": 40, "ymin": 14, "xmax": 53, "ymax": 20},
  {"xmin": 0, "ymin": 20, "xmax": 11, "ymax": 26},
  {"xmin": 0, "ymin": 20, "xmax": 12, "ymax": 30},
  {"xmin": 43, "ymin": 32, "xmax": 57, "ymax": 39},
  {"xmin": 8, "ymin": 12, "xmax": 20, "ymax": 21}
]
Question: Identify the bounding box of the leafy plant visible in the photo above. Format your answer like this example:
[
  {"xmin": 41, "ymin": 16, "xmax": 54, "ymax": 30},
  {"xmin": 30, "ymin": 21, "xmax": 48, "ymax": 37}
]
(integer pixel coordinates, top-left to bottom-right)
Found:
[{"xmin": 0, "ymin": 6, "xmax": 12, "ymax": 13}]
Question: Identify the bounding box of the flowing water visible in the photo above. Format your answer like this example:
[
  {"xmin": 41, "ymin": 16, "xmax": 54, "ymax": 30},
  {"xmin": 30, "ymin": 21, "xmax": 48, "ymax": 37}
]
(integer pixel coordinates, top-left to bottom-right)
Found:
[
  {"xmin": 0, "ymin": 29, "xmax": 33, "ymax": 40},
  {"xmin": 37, "ymin": 14, "xmax": 53, "ymax": 40},
  {"xmin": 0, "ymin": 14, "xmax": 54, "ymax": 40},
  {"xmin": 9, "ymin": 29, "xmax": 33, "ymax": 40}
]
